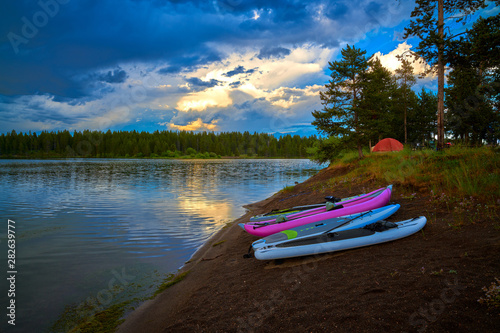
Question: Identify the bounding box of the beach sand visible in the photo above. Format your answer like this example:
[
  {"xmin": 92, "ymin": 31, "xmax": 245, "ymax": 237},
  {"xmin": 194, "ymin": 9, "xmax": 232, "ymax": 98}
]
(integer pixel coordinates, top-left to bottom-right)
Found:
[{"xmin": 117, "ymin": 165, "xmax": 499, "ymax": 332}]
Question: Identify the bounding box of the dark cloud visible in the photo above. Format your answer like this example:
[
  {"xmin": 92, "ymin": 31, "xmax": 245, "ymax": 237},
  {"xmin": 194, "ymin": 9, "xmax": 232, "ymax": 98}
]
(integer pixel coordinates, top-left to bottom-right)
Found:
[
  {"xmin": 0, "ymin": 0, "xmax": 412, "ymax": 99},
  {"xmin": 257, "ymin": 46, "xmax": 291, "ymax": 59},
  {"xmin": 157, "ymin": 52, "xmax": 223, "ymax": 75},
  {"xmin": 223, "ymin": 65, "xmax": 255, "ymax": 77},
  {"xmin": 229, "ymin": 81, "xmax": 242, "ymax": 88},
  {"xmin": 185, "ymin": 77, "xmax": 221, "ymax": 88},
  {"xmin": 324, "ymin": 3, "xmax": 349, "ymax": 19},
  {"xmin": 157, "ymin": 65, "xmax": 184, "ymax": 75},
  {"xmin": 98, "ymin": 69, "xmax": 128, "ymax": 84},
  {"xmin": 365, "ymin": 1, "xmax": 382, "ymax": 16}
]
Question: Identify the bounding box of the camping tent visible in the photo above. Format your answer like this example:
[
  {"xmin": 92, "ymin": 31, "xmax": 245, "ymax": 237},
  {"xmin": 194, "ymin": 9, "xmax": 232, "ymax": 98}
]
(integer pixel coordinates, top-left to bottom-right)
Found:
[{"xmin": 372, "ymin": 138, "xmax": 403, "ymax": 152}]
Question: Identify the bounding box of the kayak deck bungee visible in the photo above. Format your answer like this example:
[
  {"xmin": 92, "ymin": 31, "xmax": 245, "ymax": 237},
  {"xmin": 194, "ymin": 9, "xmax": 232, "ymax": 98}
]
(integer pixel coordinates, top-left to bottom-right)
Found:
[
  {"xmin": 252, "ymin": 216, "xmax": 427, "ymax": 260},
  {"xmin": 251, "ymin": 204, "xmax": 401, "ymax": 251},
  {"xmin": 242, "ymin": 185, "xmax": 393, "ymax": 237},
  {"xmin": 249, "ymin": 193, "xmax": 364, "ymax": 222}
]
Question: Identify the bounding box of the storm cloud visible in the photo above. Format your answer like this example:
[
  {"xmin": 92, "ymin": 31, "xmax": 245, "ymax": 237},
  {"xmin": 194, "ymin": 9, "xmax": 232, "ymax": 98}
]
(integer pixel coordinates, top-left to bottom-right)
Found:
[{"xmin": 0, "ymin": 0, "xmax": 439, "ymax": 135}]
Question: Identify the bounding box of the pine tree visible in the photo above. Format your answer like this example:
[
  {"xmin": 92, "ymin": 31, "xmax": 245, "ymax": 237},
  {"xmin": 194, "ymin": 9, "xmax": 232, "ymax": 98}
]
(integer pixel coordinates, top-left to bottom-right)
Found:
[
  {"xmin": 358, "ymin": 57, "xmax": 396, "ymax": 147},
  {"xmin": 394, "ymin": 58, "xmax": 417, "ymax": 144},
  {"xmin": 403, "ymin": 0, "xmax": 487, "ymax": 149},
  {"xmin": 415, "ymin": 88, "xmax": 438, "ymax": 144},
  {"xmin": 312, "ymin": 45, "xmax": 369, "ymax": 159}
]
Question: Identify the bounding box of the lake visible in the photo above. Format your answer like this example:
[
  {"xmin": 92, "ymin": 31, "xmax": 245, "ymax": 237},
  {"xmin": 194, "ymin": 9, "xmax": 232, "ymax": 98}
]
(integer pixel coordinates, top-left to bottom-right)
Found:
[{"xmin": 0, "ymin": 158, "xmax": 324, "ymax": 332}]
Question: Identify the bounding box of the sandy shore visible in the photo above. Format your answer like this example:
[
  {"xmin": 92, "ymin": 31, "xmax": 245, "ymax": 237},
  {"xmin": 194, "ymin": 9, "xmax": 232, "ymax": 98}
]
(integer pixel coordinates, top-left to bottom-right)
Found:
[{"xmin": 117, "ymin": 166, "xmax": 499, "ymax": 332}]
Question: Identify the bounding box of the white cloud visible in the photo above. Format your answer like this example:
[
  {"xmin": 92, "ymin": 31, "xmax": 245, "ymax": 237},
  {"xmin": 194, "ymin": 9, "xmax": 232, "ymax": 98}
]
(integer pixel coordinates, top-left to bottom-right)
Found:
[
  {"xmin": 176, "ymin": 86, "xmax": 232, "ymax": 112},
  {"xmin": 371, "ymin": 41, "xmax": 433, "ymax": 77},
  {"xmin": 1, "ymin": 44, "xmax": 331, "ymax": 134},
  {"xmin": 175, "ymin": 44, "xmax": 332, "ymax": 114},
  {"xmin": 168, "ymin": 118, "xmax": 219, "ymax": 131}
]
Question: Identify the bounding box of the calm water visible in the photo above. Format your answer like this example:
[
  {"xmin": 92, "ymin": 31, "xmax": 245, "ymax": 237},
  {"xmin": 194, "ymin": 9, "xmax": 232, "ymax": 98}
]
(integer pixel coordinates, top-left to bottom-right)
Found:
[{"xmin": 0, "ymin": 158, "xmax": 324, "ymax": 332}]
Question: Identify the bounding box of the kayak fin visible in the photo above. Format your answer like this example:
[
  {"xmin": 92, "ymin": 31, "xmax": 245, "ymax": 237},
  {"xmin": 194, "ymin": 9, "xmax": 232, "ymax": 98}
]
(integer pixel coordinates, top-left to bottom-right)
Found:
[{"xmin": 243, "ymin": 245, "xmax": 254, "ymax": 258}]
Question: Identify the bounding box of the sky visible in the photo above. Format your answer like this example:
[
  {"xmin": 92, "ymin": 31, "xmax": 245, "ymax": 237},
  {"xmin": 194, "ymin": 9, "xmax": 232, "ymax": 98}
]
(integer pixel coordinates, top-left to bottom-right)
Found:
[{"xmin": 0, "ymin": 0, "xmax": 498, "ymax": 136}]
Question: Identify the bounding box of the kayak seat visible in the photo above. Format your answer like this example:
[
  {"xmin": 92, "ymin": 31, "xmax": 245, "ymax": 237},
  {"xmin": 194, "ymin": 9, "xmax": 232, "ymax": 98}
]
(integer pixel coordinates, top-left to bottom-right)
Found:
[
  {"xmin": 275, "ymin": 215, "xmax": 288, "ymax": 223},
  {"xmin": 326, "ymin": 202, "xmax": 344, "ymax": 211},
  {"xmin": 363, "ymin": 221, "xmax": 398, "ymax": 232}
]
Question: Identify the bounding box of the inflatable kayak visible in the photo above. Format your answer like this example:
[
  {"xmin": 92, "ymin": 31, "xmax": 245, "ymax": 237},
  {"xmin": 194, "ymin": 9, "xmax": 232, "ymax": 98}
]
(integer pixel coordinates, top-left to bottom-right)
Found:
[
  {"xmin": 242, "ymin": 185, "xmax": 393, "ymax": 237},
  {"xmin": 252, "ymin": 216, "xmax": 427, "ymax": 260},
  {"xmin": 250, "ymin": 204, "xmax": 400, "ymax": 252},
  {"xmin": 249, "ymin": 193, "xmax": 364, "ymax": 222}
]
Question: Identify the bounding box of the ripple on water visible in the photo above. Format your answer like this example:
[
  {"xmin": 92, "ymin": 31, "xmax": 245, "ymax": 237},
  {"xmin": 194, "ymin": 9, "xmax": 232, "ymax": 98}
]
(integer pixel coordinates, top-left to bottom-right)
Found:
[{"xmin": 0, "ymin": 158, "xmax": 324, "ymax": 333}]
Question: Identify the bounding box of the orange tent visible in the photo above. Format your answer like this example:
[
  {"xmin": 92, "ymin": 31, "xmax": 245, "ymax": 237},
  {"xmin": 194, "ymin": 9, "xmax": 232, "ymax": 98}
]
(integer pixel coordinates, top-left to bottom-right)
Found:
[{"xmin": 372, "ymin": 138, "xmax": 403, "ymax": 152}]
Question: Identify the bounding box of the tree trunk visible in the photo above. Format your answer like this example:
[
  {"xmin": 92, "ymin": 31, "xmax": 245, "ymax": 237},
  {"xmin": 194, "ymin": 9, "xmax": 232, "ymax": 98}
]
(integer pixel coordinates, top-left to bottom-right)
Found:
[
  {"xmin": 404, "ymin": 86, "xmax": 408, "ymax": 144},
  {"xmin": 353, "ymin": 85, "xmax": 363, "ymax": 158},
  {"xmin": 437, "ymin": 0, "xmax": 445, "ymax": 150}
]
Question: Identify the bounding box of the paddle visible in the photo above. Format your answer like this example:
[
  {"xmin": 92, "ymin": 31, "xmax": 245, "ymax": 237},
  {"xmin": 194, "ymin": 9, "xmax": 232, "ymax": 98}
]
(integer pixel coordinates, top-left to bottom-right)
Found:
[
  {"xmin": 266, "ymin": 210, "xmax": 377, "ymax": 247},
  {"xmin": 260, "ymin": 196, "xmax": 343, "ymax": 217},
  {"xmin": 251, "ymin": 204, "xmax": 345, "ymax": 229},
  {"xmin": 323, "ymin": 209, "xmax": 374, "ymax": 235}
]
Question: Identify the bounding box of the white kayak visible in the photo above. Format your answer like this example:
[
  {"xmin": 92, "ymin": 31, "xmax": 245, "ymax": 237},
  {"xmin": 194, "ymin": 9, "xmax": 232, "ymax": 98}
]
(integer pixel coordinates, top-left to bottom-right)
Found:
[{"xmin": 252, "ymin": 216, "xmax": 427, "ymax": 260}]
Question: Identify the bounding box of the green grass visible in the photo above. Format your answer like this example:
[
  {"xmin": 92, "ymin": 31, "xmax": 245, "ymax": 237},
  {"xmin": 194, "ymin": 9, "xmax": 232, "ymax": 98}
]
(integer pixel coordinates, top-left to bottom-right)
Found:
[
  {"xmin": 152, "ymin": 271, "xmax": 190, "ymax": 298},
  {"xmin": 51, "ymin": 299, "xmax": 136, "ymax": 333},
  {"xmin": 51, "ymin": 271, "xmax": 190, "ymax": 333},
  {"xmin": 330, "ymin": 146, "xmax": 499, "ymax": 204},
  {"xmin": 212, "ymin": 240, "xmax": 226, "ymax": 247},
  {"xmin": 69, "ymin": 301, "xmax": 132, "ymax": 333},
  {"xmin": 280, "ymin": 185, "xmax": 295, "ymax": 193}
]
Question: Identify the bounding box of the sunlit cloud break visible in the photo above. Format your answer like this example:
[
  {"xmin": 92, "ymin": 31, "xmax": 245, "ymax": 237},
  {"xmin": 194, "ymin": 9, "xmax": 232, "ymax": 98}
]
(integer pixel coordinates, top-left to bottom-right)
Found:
[{"xmin": 168, "ymin": 118, "xmax": 219, "ymax": 131}]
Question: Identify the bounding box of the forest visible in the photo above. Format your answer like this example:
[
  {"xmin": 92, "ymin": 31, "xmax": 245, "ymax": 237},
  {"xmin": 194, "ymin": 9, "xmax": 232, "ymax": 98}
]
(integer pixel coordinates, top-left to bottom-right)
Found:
[
  {"xmin": 0, "ymin": 129, "xmax": 318, "ymax": 159},
  {"xmin": 311, "ymin": 2, "xmax": 499, "ymax": 162}
]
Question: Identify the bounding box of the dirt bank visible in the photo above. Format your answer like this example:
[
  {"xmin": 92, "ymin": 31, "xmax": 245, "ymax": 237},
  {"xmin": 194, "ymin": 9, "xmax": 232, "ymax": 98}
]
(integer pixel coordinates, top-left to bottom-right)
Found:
[{"xmin": 117, "ymin": 165, "xmax": 500, "ymax": 332}]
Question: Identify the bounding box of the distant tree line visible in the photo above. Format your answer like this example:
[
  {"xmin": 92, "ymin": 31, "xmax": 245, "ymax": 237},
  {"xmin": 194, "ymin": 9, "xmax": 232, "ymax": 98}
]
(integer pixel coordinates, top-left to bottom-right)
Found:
[{"xmin": 0, "ymin": 130, "xmax": 318, "ymax": 159}]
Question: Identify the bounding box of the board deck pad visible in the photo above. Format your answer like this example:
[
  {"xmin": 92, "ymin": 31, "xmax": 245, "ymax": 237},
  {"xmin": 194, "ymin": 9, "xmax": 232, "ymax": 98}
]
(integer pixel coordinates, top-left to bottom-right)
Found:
[{"xmin": 276, "ymin": 228, "xmax": 375, "ymax": 247}]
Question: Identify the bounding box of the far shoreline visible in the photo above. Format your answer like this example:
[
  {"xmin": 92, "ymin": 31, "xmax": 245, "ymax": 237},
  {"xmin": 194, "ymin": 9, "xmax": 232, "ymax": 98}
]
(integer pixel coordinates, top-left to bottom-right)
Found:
[{"xmin": 0, "ymin": 155, "xmax": 310, "ymax": 160}]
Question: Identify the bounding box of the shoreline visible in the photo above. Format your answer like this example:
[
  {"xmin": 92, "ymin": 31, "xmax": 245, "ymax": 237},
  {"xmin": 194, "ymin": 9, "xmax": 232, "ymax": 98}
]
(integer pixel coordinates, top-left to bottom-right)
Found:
[
  {"xmin": 0, "ymin": 156, "xmax": 308, "ymax": 161},
  {"xmin": 117, "ymin": 165, "xmax": 499, "ymax": 332},
  {"xmin": 117, "ymin": 190, "xmax": 284, "ymax": 330}
]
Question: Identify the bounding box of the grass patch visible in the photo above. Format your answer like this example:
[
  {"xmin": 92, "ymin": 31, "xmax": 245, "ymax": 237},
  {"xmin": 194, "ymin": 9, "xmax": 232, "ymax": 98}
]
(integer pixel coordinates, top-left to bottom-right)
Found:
[
  {"xmin": 52, "ymin": 270, "xmax": 191, "ymax": 332},
  {"xmin": 333, "ymin": 146, "xmax": 499, "ymax": 203},
  {"xmin": 71, "ymin": 301, "xmax": 131, "ymax": 333},
  {"xmin": 51, "ymin": 299, "xmax": 137, "ymax": 333},
  {"xmin": 212, "ymin": 240, "xmax": 226, "ymax": 247},
  {"xmin": 280, "ymin": 185, "xmax": 295, "ymax": 193},
  {"xmin": 152, "ymin": 271, "xmax": 190, "ymax": 298},
  {"xmin": 325, "ymin": 146, "xmax": 499, "ymax": 226},
  {"xmin": 221, "ymin": 222, "xmax": 233, "ymax": 229}
]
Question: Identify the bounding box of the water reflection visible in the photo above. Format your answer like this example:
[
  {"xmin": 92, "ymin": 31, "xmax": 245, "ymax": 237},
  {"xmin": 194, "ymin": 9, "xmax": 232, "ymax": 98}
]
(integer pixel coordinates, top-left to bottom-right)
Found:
[{"xmin": 0, "ymin": 158, "xmax": 324, "ymax": 332}]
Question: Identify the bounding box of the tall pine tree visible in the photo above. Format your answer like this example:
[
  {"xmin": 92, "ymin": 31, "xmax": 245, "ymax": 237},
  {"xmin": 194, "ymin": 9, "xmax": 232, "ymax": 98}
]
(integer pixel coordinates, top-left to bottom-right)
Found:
[
  {"xmin": 403, "ymin": 0, "xmax": 487, "ymax": 149},
  {"xmin": 395, "ymin": 58, "xmax": 417, "ymax": 144},
  {"xmin": 358, "ymin": 56, "xmax": 396, "ymax": 148},
  {"xmin": 312, "ymin": 45, "xmax": 368, "ymax": 158}
]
